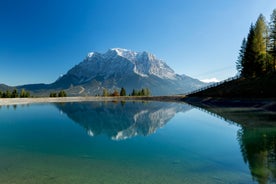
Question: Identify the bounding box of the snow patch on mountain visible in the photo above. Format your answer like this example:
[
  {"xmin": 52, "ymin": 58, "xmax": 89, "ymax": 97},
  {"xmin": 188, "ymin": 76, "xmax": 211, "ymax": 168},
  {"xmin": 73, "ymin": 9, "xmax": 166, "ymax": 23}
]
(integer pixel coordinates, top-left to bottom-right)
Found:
[
  {"xmin": 200, "ymin": 78, "xmax": 220, "ymax": 83},
  {"xmin": 87, "ymin": 52, "xmax": 94, "ymax": 58},
  {"xmin": 77, "ymin": 48, "xmax": 177, "ymax": 80}
]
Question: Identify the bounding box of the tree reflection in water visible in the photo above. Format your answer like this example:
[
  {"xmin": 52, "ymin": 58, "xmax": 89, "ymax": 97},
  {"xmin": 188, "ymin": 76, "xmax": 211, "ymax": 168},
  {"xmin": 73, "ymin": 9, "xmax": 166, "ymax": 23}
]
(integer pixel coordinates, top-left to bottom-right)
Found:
[
  {"xmin": 238, "ymin": 127, "xmax": 276, "ymax": 184},
  {"xmin": 191, "ymin": 105, "xmax": 276, "ymax": 184}
]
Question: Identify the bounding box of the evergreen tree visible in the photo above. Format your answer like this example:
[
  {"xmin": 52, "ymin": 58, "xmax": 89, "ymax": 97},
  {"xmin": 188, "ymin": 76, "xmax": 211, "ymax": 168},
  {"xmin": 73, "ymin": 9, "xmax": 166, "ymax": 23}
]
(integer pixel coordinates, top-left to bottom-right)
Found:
[
  {"xmin": 11, "ymin": 89, "xmax": 19, "ymax": 98},
  {"xmin": 1, "ymin": 91, "xmax": 6, "ymax": 98},
  {"xmin": 237, "ymin": 10, "xmax": 276, "ymax": 76},
  {"xmin": 58, "ymin": 90, "xmax": 67, "ymax": 97},
  {"xmin": 253, "ymin": 14, "xmax": 267, "ymax": 54},
  {"xmin": 25, "ymin": 91, "xmax": 30, "ymax": 98},
  {"xmin": 131, "ymin": 89, "xmax": 138, "ymax": 96},
  {"xmin": 236, "ymin": 38, "xmax": 247, "ymax": 74},
  {"xmin": 50, "ymin": 92, "xmax": 57, "ymax": 97},
  {"xmin": 120, "ymin": 87, "xmax": 126, "ymax": 96},
  {"xmin": 253, "ymin": 14, "xmax": 268, "ymax": 74},
  {"xmin": 242, "ymin": 24, "xmax": 256, "ymax": 77},
  {"xmin": 240, "ymin": 16, "xmax": 268, "ymax": 77},
  {"xmin": 269, "ymin": 9, "xmax": 276, "ymax": 71},
  {"xmin": 102, "ymin": 88, "xmax": 109, "ymax": 97},
  {"xmin": 5, "ymin": 90, "xmax": 11, "ymax": 98},
  {"xmin": 145, "ymin": 88, "xmax": 151, "ymax": 96},
  {"xmin": 20, "ymin": 89, "xmax": 26, "ymax": 98},
  {"xmin": 141, "ymin": 88, "xmax": 146, "ymax": 96}
]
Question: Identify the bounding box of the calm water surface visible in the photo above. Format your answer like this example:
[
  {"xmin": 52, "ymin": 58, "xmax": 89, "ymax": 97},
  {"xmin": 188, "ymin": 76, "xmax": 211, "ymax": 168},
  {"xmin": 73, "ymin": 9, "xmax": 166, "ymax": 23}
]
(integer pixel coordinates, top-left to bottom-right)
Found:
[{"xmin": 0, "ymin": 101, "xmax": 275, "ymax": 184}]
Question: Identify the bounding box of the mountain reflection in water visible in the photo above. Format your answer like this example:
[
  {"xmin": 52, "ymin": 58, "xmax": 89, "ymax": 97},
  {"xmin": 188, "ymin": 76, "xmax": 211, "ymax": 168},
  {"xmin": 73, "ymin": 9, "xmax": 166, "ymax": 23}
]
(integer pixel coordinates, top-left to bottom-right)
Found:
[
  {"xmin": 55, "ymin": 101, "xmax": 191, "ymax": 140},
  {"xmin": 194, "ymin": 105, "xmax": 276, "ymax": 184}
]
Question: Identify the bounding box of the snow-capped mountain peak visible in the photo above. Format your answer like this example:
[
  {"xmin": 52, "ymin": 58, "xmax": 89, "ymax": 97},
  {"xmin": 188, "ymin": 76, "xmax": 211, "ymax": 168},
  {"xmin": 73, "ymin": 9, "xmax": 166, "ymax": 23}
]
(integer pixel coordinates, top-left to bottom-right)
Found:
[
  {"xmin": 82, "ymin": 48, "xmax": 177, "ymax": 80},
  {"xmin": 107, "ymin": 48, "xmax": 138, "ymax": 61},
  {"xmin": 87, "ymin": 52, "xmax": 95, "ymax": 58},
  {"xmin": 111, "ymin": 48, "xmax": 133, "ymax": 56},
  {"xmin": 53, "ymin": 48, "xmax": 207, "ymax": 95}
]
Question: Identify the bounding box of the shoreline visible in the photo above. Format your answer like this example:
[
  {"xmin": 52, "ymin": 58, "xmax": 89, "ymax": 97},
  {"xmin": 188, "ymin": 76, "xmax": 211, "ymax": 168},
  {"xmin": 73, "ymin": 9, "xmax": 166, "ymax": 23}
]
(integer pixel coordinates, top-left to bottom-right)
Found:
[
  {"xmin": 1, "ymin": 96, "xmax": 276, "ymax": 111},
  {"xmin": 0, "ymin": 96, "xmax": 185, "ymax": 106},
  {"xmin": 183, "ymin": 96, "xmax": 276, "ymax": 111}
]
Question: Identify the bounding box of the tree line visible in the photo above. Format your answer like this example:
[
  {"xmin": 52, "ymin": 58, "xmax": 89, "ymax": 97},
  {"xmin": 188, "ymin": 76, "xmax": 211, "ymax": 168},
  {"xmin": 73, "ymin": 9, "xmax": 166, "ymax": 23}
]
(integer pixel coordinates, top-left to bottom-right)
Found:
[
  {"xmin": 49, "ymin": 90, "xmax": 67, "ymax": 97},
  {"xmin": 0, "ymin": 89, "xmax": 30, "ymax": 98},
  {"xmin": 236, "ymin": 9, "xmax": 276, "ymax": 77},
  {"xmin": 102, "ymin": 87, "xmax": 151, "ymax": 97}
]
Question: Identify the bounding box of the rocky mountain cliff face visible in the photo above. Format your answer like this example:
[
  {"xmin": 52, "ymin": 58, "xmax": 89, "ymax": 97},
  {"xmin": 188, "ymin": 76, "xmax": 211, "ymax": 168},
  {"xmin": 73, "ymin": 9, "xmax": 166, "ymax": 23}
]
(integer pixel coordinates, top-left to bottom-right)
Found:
[{"xmin": 50, "ymin": 48, "xmax": 206, "ymax": 96}]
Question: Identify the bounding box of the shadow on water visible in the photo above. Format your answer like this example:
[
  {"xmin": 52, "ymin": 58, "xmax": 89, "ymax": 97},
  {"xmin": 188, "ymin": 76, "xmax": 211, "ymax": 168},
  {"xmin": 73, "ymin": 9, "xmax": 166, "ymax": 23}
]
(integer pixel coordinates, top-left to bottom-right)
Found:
[
  {"xmin": 55, "ymin": 101, "xmax": 191, "ymax": 140},
  {"xmin": 188, "ymin": 102, "xmax": 276, "ymax": 184}
]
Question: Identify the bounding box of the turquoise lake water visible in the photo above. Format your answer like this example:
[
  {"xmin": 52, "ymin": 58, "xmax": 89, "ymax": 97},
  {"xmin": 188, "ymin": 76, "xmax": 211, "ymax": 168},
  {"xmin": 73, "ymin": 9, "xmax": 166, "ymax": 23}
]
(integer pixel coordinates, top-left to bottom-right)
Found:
[{"xmin": 0, "ymin": 101, "xmax": 275, "ymax": 184}]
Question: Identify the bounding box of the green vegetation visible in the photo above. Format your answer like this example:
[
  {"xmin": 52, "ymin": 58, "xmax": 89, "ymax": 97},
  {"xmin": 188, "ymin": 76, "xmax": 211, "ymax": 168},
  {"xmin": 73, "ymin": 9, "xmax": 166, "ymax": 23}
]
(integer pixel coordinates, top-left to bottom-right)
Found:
[
  {"xmin": 120, "ymin": 88, "xmax": 126, "ymax": 96},
  {"xmin": 50, "ymin": 90, "xmax": 67, "ymax": 97},
  {"xmin": 20, "ymin": 89, "xmax": 30, "ymax": 98},
  {"xmin": 102, "ymin": 87, "xmax": 151, "ymax": 97},
  {"xmin": 102, "ymin": 88, "xmax": 109, "ymax": 97},
  {"xmin": 0, "ymin": 89, "xmax": 30, "ymax": 98},
  {"xmin": 49, "ymin": 92, "xmax": 57, "ymax": 97},
  {"xmin": 58, "ymin": 90, "xmax": 67, "ymax": 97},
  {"xmin": 237, "ymin": 10, "xmax": 276, "ymax": 77},
  {"xmin": 131, "ymin": 88, "xmax": 150, "ymax": 96}
]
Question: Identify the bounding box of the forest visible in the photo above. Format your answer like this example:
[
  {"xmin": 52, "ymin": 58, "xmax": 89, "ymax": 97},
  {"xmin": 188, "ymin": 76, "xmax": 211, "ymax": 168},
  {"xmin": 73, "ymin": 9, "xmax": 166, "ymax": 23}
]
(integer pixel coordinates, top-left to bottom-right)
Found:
[{"xmin": 0, "ymin": 89, "xmax": 30, "ymax": 98}]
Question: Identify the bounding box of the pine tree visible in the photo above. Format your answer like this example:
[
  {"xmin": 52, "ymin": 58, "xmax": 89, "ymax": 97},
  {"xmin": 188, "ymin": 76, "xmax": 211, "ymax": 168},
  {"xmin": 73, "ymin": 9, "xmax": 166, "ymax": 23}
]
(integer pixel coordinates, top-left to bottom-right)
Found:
[
  {"xmin": 236, "ymin": 38, "xmax": 247, "ymax": 74},
  {"xmin": 253, "ymin": 14, "xmax": 268, "ymax": 75},
  {"xmin": 269, "ymin": 9, "xmax": 276, "ymax": 71},
  {"xmin": 254, "ymin": 14, "xmax": 267, "ymax": 54},
  {"xmin": 145, "ymin": 88, "xmax": 151, "ymax": 96},
  {"xmin": 11, "ymin": 89, "xmax": 18, "ymax": 98},
  {"xmin": 242, "ymin": 24, "xmax": 256, "ymax": 77},
  {"xmin": 120, "ymin": 87, "xmax": 126, "ymax": 96},
  {"xmin": 5, "ymin": 90, "xmax": 11, "ymax": 98},
  {"xmin": 25, "ymin": 91, "xmax": 30, "ymax": 98},
  {"xmin": 131, "ymin": 89, "xmax": 138, "ymax": 96},
  {"xmin": 141, "ymin": 88, "xmax": 145, "ymax": 96},
  {"xmin": 58, "ymin": 90, "xmax": 67, "ymax": 97},
  {"xmin": 20, "ymin": 89, "xmax": 26, "ymax": 98},
  {"xmin": 50, "ymin": 92, "xmax": 57, "ymax": 97},
  {"xmin": 102, "ymin": 88, "xmax": 109, "ymax": 97},
  {"xmin": 241, "ymin": 15, "xmax": 268, "ymax": 77}
]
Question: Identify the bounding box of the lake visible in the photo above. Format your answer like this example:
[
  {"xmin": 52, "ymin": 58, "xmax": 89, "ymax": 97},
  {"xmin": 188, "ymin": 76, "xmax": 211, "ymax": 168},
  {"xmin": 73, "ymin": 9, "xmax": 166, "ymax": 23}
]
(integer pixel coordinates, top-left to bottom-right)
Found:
[{"xmin": 0, "ymin": 101, "xmax": 275, "ymax": 184}]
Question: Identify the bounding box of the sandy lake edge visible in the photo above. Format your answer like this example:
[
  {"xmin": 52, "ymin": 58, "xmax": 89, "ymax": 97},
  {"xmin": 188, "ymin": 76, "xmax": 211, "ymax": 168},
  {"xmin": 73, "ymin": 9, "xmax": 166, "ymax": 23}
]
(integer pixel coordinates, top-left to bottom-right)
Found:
[{"xmin": 0, "ymin": 96, "xmax": 186, "ymax": 106}]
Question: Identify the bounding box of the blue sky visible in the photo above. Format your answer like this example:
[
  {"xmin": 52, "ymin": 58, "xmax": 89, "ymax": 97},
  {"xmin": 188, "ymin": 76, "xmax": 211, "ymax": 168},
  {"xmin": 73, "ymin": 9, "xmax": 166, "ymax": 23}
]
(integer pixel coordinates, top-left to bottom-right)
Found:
[{"xmin": 0, "ymin": 0, "xmax": 275, "ymax": 86}]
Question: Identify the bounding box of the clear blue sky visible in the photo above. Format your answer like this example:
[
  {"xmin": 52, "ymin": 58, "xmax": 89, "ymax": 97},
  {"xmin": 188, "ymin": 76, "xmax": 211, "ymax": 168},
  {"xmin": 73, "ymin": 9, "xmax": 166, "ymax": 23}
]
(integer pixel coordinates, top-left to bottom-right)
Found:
[{"xmin": 0, "ymin": 0, "xmax": 275, "ymax": 86}]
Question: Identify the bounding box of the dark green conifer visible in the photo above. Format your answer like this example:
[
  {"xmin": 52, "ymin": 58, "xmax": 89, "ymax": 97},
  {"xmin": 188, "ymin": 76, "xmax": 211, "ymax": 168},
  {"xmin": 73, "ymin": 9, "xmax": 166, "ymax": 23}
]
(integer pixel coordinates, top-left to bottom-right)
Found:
[{"xmin": 120, "ymin": 87, "xmax": 126, "ymax": 96}]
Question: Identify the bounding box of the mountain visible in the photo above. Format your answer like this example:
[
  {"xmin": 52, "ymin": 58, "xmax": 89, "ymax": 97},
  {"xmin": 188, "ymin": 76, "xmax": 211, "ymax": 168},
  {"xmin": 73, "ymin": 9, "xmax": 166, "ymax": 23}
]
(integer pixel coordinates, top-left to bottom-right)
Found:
[
  {"xmin": 17, "ymin": 48, "xmax": 207, "ymax": 96},
  {"xmin": 55, "ymin": 101, "xmax": 191, "ymax": 140},
  {"xmin": 0, "ymin": 84, "xmax": 14, "ymax": 92},
  {"xmin": 51, "ymin": 48, "xmax": 206, "ymax": 96}
]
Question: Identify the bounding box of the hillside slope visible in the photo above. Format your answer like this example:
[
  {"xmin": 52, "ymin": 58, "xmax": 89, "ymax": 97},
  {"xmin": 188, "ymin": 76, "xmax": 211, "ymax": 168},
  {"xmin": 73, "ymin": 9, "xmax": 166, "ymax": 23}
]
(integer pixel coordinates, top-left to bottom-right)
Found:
[{"xmin": 188, "ymin": 73, "xmax": 276, "ymax": 98}]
